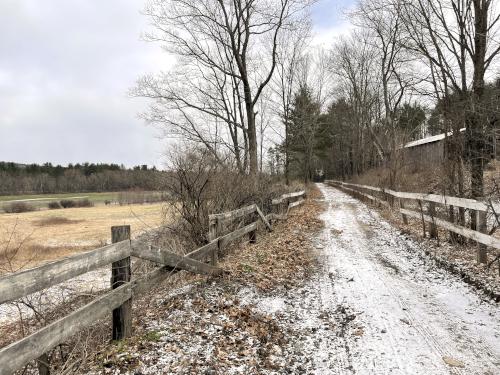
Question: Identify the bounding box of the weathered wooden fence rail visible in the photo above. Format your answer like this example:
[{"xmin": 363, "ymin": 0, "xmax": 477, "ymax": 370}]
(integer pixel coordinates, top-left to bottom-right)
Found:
[
  {"xmin": 326, "ymin": 180, "xmax": 499, "ymax": 265},
  {"xmin": 270, "ymin": 190, "xmax": 306, "ymax": 219},
  {"xmin": 0, "ymin": 190, "xmax": 306, "ymax": 375}
]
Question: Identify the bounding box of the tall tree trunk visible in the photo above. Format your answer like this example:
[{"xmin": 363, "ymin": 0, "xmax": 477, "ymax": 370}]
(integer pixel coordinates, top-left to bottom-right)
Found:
[
  {"xmin": 247, "ymin": 112, "xmax": 258, "ymax": 176},
  {"xmin": 468, "ymin": 0, "xmax": 488, "ymax": 201},
  {"xmin": 285, "ymin": 119, "xmax": 290, "ymax": 185},
  {"xmin": 241, "ymin": 77, "xmax": 258, "ymax": 176}
]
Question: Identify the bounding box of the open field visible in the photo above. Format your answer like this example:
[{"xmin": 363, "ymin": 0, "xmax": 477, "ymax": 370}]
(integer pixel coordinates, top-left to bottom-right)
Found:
[
  {"xmin": 0, "ymin": 203, "xmax": 165, "ymax": 273},
  {"xmin": 0, "ymin": 191, "xmax": 166, "ymax": 211},
  {"xmin": 0, "ymin": 191, "xmax": 117, "ymax": 204}
]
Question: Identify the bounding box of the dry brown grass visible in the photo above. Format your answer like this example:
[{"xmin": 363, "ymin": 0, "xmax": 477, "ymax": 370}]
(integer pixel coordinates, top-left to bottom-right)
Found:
[
  {"xmin": 351, "ymin": 158, "xmax": 500, "ymax": 196},
  {"xmin": 33, "ymin": 216, "xmax": 83, "ymax": 227},
  {"xmin": 350, "ymin": 165, "xmax": 445, "ymax": 193},
  {"xmin": 221, "ymin": 184, "xmax": 325, "ymax": 291},
  {"xmin": 0, "ymin": 203, "xmax": 165, "ymax": 271}
]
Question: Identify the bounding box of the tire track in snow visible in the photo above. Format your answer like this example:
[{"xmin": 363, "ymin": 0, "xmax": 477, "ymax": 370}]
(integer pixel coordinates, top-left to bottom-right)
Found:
[
  {"xmin": 345, "ymin": 212, "xmax": 466, "ymax": 375},
  {"xmin": 316, "ymin": 183, "xmax": 499, "ymax": 375},
  {"xmin": 357, "ymin": 197, "xmax": 499, "ymax": 372}
]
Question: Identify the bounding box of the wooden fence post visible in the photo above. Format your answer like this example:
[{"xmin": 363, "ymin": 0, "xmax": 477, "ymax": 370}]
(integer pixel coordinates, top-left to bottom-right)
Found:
[
  {"xmin": 470, "ymin": 209, "xmax": 478, "ymax": 231},
  {"xmin": 477, "ymin": 210, "xmax": 488, "ymax": 264},
  {"xmin": 400, "ymin": 198, "xmax": 408, "ymax": 225},
  {"xmin": 216, "ymin": 218, "xmax": 225, "ymax": 257},
  {"xmin": 418, "ymin": 200, "xmax": 426, "ymax": 238},
  {"xmin": 208, "ymin": 216, "xmax": 221, "ymax": 266},
  {"xmin": 448, "ymin": 205, "xmax": 457, "ymax": 243},
  {"xmin": 217, "ymin": 218, "xmax": 224, "ymax": 238},
  {"xmin": 208, "ymin": 217, "xmax": 217, "ymax": 242},
  {"xmin": 211, "ymin": 242, "xmax": 219, "ymax": 266},
  {"xmin": 248, "ymin": 208, "xmax": 257, "ymax": 244},
  {"xmin": 111, "ymin": 225, "xmax": 132, "ymax": 341},
  {"xmin": 36, "ymin": 353, "xmax": 50, "ymax": 375},
  {"xmin": 428, "ymin": 202, "xmax": 438, "ymax": 239}
]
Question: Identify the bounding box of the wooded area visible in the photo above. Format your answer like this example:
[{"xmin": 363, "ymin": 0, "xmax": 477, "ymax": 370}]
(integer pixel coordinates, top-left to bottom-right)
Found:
[{"xmin": 0, "ymin": 162, "xmax": 164, "ymax": 195}]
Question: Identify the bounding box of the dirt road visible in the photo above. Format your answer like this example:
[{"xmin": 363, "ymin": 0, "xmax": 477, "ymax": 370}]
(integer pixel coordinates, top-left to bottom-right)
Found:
[{"xmin": 285, "ymin": 183, "xmax": 499, "ymax": 374}]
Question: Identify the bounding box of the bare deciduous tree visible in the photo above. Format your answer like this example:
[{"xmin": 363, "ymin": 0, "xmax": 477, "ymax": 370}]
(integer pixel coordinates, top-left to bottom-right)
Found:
[
  {"xmin": 135, "ymin": 0, "xmax": 312, "ymax": 176},
  {"xmin": 273, "ymin": 25, "xmax": 310, "ymax": 184}
]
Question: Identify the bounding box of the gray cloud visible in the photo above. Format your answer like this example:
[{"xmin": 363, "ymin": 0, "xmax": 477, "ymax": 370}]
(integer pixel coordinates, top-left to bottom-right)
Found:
[{"xmin": 0, "ymin": 0, "xmax": 173, "ymax": 168}]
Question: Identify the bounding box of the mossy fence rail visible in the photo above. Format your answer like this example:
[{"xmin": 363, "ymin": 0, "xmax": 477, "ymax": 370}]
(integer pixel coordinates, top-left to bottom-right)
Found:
[
  {"xmin": 0, "ymin": 191, "xmax": 305, "ymax": 375},
  {"xmin": 327, "ymin": 180, "xmax": 500, "ymax": 266}
]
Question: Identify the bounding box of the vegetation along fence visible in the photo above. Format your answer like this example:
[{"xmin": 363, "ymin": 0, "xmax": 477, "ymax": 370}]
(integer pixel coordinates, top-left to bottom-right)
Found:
[
  {"xmin": 326, "ymin": 180, "xmax": 500, "ymax": 268},
  {"xmin": 0, "ymin": 190, "xmax": 306, "ymax": 375}
]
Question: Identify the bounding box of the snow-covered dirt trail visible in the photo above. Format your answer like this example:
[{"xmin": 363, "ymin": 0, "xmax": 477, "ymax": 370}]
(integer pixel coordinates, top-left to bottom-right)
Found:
[{"xmin": 289, "ymin": 183, "xmax": 499, "ymax": 374}]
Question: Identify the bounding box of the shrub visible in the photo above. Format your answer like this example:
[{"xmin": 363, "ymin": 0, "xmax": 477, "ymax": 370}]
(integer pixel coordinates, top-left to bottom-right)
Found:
[
  {"xmin": 48, "ymin": 201, "xmax": 62, "ymax": 210},
  {"xmin": 3, "ymin": 202, "xmax": 36, "ymax": 213},
  {"xmin": 163, "ymin": 146, "xmax": 299, "ymax": 248},
  {"xmin": 59, "ymin": 199, "xmax": 94, "ymax": 208},
  {"xmin": 60, "ymin": 200, "xmax": 76, "ymax": 208},
  {"xmin": 76, "ymin": 198, "xmax": 94, "ymax": 207}
]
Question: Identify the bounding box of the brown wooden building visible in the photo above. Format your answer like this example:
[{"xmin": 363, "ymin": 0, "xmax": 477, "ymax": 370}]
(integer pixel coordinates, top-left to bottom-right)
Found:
[{"xmin": 401, "ymin": 128, "xmax": 499, "ymax": 168}]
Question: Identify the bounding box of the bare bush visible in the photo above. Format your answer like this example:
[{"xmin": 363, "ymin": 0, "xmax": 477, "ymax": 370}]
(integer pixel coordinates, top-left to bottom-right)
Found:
[
  {"xmin": 48, "ymin": 201, "xmax": 62, "ymax": 210},
  {"xmin": 59, "ymin": 200, "xmax": 76, "ymax": 208},
  {"xmin": 0, "ymin": 225, "xmax": 109, "ymax": 374},
  {"xmin": 34, "ymin": 217, "xmax": 82, "ymax": 227},
  {"xmin": 163, "ymin": 147, "xmax": 300, "ymax": 248},
  {"xmin": 76, "ymin": 198, "xmax": 93, "ymax": 208},
  {"xmin": 3, "ymin": 202, "xmax": 36, "ymax": 213}
]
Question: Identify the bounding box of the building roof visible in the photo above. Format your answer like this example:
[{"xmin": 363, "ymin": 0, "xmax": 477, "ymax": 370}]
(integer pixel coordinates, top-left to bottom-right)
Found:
[{"xmin": 404, "ymin": 128, "xmax": 465, "ymax": 148}]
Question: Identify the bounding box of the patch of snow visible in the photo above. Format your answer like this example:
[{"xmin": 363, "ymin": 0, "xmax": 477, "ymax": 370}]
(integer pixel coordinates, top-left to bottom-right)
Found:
[
  {"xmin": 236, "ymin": 286, "xmax": 257, "ymax": 306},
  {"xmin": 0, "ymin": 267, "xmax": 110, "ymax": 324},
  {"xmin": 256, "ymin": 296, "xmax": 285, "ymax": 315}
]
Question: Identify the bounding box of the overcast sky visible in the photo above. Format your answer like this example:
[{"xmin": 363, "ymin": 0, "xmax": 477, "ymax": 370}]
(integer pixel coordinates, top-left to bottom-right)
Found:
[{"xmin": 0, "ymin": 0, "xmax": 354, "ymax": 168}]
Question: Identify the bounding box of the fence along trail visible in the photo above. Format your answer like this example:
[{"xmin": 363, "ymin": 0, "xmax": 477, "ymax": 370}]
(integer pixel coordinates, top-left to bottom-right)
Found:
[
  {"xmin": 0, "ymin": 191, "xmax": 305, "ymax": 375},
  {"xmin": 327, "ymin": 180, "xmax": 500, "ymax": 267}
]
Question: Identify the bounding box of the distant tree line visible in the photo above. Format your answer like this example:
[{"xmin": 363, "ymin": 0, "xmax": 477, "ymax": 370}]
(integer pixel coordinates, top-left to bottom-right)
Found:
[{"xmin": 0, "ymin": 162, "xmax": 165, "ymax": 195}]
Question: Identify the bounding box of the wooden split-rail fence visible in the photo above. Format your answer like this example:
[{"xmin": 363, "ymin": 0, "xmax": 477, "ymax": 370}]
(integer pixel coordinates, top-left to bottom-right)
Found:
[
  {"xmin": 0, "ymin": 191, "xmax": 305, "ymax": 375},
  {"xmin": 327, "ymin": 180, "xmax": 500, "ymax": 266}
]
